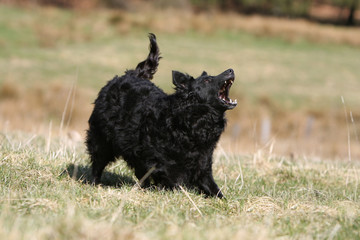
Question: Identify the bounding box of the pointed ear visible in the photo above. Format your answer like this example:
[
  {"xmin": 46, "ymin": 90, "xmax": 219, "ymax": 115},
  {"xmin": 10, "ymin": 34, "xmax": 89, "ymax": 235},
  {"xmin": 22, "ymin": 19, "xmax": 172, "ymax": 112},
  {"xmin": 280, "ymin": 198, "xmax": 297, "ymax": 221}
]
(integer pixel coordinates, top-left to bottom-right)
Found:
[
  {"xmin": 172, "ymin": 71, "xmax": 192, "ymax": 90},
  {"xmin": 201, "ymin": 71, "xmax": 208, "ymax": 76}
]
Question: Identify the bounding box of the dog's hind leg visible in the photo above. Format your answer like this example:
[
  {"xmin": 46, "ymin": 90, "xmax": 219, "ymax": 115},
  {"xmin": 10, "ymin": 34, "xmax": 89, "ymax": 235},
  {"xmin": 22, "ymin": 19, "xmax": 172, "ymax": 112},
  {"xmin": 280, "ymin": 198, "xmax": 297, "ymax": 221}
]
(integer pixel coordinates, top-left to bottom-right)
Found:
[
  {"xmin": 133, "ymin": 33, "xmax": 161, "ymax": 80},
  {"xmin": 91, "ymin": 152, "xmax": 112, "ymax": 185},
  {"xmin": 87, "ymin": 136, "xmax": 115, "ymax": 184}
]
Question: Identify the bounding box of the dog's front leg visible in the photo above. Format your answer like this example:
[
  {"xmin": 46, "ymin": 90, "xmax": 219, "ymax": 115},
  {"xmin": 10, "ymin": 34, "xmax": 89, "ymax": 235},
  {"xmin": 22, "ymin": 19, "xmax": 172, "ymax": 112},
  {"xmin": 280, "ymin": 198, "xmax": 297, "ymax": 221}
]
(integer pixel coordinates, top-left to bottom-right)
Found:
[{"xmin": 197, "ymin": 172, "xmax": 224, "ymax": 198}]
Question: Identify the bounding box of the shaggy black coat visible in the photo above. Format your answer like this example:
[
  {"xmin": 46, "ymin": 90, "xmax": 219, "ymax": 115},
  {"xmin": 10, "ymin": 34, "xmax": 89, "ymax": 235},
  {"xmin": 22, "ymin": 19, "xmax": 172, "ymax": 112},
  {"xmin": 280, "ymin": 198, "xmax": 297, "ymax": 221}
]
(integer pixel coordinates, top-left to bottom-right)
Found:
[{"xmin": 86, "ymin": 33, "xmax": 237, "ymax": 198}]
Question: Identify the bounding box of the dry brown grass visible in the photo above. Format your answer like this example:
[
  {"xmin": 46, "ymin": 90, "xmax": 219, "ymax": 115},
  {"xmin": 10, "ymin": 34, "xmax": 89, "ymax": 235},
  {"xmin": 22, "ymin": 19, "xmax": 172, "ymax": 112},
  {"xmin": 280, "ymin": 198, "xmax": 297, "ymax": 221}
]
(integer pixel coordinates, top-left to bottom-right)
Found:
[
  {"xmin": 109, "ymin": 8, "xmax": 360, "ymax": 47},
  {"xmin": 0, "ymin": 80, "xmax": 92, "ymax": 137},
  {"xmin": 3, "ymin": 2, "xmax": 360, "ymax": 47}
]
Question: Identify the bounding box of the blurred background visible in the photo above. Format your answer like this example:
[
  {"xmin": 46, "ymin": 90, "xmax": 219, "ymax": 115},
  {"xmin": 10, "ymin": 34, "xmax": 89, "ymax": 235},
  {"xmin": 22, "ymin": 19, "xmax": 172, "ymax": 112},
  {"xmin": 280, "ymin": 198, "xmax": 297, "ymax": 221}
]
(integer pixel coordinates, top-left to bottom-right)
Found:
[{"xmin": 0, "ymin": 0, "xmax": 359, "ymax": 159}]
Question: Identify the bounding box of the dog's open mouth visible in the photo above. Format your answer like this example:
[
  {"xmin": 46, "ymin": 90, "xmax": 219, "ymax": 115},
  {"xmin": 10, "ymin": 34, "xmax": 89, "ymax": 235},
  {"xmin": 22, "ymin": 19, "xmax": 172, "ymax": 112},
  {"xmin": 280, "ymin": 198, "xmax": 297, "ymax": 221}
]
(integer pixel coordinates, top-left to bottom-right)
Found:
[{"xmin": 218, "ymin": 78, "xmax": 237, "ymax": 109}]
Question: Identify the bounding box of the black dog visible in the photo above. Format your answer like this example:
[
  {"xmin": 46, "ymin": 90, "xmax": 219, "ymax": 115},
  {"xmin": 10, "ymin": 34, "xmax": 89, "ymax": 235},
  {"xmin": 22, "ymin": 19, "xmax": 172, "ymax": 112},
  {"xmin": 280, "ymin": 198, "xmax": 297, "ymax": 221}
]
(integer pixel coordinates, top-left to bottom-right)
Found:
[{"xmin": 86, "ymin": 33, "xmax": 237, "ymax": 198}]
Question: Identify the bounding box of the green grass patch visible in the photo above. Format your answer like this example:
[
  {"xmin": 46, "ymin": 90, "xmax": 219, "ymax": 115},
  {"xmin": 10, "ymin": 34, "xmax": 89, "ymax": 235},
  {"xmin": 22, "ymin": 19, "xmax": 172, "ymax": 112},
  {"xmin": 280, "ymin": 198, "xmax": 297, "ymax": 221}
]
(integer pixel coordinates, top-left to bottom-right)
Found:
[{"xmin": 1, "ymin": 132, "xmax": 359, "ymax": 239}]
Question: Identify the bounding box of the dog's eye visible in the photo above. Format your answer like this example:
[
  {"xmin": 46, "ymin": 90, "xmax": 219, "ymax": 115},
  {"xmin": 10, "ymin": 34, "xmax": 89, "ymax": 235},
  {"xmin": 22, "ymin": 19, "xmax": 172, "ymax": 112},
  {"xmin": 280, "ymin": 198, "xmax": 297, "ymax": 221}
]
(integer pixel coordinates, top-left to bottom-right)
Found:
[{"xmin": 203, "ymin": 78, "xmax": 211, "ymax": 83}]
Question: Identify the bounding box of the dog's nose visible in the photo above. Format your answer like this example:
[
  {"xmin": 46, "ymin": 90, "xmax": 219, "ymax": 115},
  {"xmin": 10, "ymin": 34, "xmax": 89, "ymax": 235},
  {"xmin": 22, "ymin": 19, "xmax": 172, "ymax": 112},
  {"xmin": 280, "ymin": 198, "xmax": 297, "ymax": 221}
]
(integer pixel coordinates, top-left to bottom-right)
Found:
[{"xmin": 227, "ymin": 69, "xmax": 234, "ymax": 75}]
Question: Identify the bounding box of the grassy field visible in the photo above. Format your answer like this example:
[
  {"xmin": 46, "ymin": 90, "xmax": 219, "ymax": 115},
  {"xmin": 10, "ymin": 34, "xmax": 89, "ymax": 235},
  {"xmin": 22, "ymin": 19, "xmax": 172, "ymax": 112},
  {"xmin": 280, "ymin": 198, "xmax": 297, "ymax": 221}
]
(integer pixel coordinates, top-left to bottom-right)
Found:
[
  {"xmin": 1, "ymin": 132, "xmax": 360, "ymax": 239},
  {"xmin": 1, "ymin": 5, "xmax": 360, "ymax": 239}
]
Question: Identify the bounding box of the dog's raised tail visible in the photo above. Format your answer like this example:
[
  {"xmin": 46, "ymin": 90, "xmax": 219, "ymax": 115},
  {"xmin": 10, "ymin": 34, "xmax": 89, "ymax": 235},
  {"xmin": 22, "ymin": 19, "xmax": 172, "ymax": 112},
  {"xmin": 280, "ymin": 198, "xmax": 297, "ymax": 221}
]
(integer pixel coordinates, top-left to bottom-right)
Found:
[{"xmin": 134, "ymin": 33, "xmax": 161, "ymax": 80}]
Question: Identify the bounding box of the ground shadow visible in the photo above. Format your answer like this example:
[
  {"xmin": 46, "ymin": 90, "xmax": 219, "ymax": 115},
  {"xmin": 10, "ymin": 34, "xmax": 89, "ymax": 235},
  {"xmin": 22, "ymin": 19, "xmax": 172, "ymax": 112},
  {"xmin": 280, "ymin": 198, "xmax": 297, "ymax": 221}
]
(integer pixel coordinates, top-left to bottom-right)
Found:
[
  {"xmin": 63, "ymin": 163, "xmax": 136, "ymax": 188},
  {"xmin": 62, "ymin": 164, "xmax": 206, "ymax": 196}
]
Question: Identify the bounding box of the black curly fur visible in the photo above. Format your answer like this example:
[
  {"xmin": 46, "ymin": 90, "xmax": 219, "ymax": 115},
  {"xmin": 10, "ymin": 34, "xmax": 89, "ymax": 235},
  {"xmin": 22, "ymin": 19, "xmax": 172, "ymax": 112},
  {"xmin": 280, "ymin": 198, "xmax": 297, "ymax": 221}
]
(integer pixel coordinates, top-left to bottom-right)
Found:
[
  {"xmin": 86, "ymin": 33, "xmax": 236, "ymax": 198},
  {"xmin": 126, "ymin": 33, "xmax": 161, "ymax": 80}
]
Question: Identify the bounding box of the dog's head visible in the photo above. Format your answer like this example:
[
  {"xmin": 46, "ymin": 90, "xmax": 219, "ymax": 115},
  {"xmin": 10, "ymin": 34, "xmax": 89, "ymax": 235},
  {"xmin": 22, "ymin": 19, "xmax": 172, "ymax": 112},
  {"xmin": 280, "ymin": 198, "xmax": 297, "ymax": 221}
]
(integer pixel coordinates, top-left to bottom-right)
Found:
[{"xmin": 172, "ymin": 69, "xmax": 237, "ymax": 110}]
